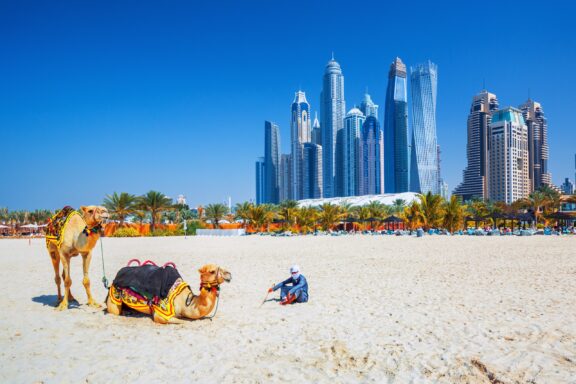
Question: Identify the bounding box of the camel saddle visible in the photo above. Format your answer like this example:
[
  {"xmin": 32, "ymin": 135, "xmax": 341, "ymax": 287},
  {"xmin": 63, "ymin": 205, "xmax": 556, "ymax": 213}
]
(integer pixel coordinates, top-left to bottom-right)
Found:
[
  {"xmin": 45, "ymin": 206, "xmax": 80, "ymax": 247},
  {"xmin": 113, "ymin": 264, "xmax": 182, "ymax": 301}
]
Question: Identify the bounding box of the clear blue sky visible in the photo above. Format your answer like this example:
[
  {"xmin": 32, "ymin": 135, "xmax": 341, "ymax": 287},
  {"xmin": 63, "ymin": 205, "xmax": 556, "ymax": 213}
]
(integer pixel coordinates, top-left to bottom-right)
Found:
[{"xmin": 1, "ymin": 0, "xmax": 575, "ymax": 210}]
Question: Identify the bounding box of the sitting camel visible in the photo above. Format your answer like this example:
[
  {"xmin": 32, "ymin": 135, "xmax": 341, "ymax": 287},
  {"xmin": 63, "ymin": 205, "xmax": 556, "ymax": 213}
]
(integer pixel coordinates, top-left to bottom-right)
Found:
[
  {"xmin": 45, "ymin": 205, "xmax": 109, "ymax": 310},
  {"xmin": 106, "ymin": 263, "xmax": 231, "ymax": 324}
]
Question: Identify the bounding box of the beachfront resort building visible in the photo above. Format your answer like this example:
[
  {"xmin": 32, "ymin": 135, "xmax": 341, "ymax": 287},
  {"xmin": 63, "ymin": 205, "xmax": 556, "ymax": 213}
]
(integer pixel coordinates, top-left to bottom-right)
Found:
[
  {"xmin": 359, "ymin": 115, "xmax": 384, "ymax": 195},
  {"xmin": 454, "ymin": 90, "xmax": 499, "ymax": 200},
  {"xmin": 303, "ymin": 143, "xmax": 323, "ymax": 199},
  {"xmin": 384, "ymin": 57, "xmax": 410, "ymax": 193},
  {"xmin": 290, "ymin": 91, "xmax": 312, "ymax": 201},
  {"xmin": 321, "ymin": 55, "xmax": 346, "ymax": 198},
  {"xmin": 519, "ymin": 99, "xmax": 551, "ymax": 191},
  {"xmin": 488, "ymin": 107, "xmax": 530, "ymax": 204},
  {"xmin": 255, "ymin": 157, "xmax": 265, "ymax": 205},
  {"xmin": 410, "ymin": 61, "xmax": 440, "ymax": 195},
  {"xmin": 340, "ymin": 108, "xmax": 366, "ymax": 196},
  {"xmin": 264, "ymin": 121, "xmax": 281, "ymax": 204}
]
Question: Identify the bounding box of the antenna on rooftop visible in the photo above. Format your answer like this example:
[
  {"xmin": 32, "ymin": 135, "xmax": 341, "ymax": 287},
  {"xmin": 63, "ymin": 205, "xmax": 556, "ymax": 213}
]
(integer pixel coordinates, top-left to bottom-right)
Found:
[{"xmin": 331, "ymin": 51, "xmax": 334, "ymax": 60}]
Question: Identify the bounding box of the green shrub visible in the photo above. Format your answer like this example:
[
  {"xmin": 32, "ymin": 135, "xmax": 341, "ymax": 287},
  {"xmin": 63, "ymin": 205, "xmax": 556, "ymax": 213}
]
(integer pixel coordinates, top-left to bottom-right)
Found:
[
  {"xmin": 150, "ymin": 228, "xmax": 184, "ymax": 237},
  {"xmin": 112, "ymin": 227, "xmax": 141, "ymax": 237}
]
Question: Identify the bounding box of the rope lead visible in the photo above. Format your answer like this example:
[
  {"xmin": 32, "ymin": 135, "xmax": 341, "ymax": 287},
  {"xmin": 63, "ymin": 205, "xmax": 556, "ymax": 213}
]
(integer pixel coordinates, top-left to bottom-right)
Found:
[{"xmin": 100, "ymin": 237, "xmax": 109, "ymax": 289}]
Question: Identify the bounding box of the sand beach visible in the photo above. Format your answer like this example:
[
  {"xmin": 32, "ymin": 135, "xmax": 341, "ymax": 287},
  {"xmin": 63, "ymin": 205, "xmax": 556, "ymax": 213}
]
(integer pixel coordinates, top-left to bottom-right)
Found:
[{"xmin": 0, "ymin": 235, "xmax": 574, "ymax": 383}]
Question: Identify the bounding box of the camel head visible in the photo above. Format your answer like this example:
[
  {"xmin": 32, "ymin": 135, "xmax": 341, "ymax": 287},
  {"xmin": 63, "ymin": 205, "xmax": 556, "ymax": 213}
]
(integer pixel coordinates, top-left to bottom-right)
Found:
[
  {"xmin": 198, "ymin": 264, "xmax": 232, "ymax": 286},
  {"xmin": 80, "ymin": 205, "xmax": 109, "ymax": 227}
]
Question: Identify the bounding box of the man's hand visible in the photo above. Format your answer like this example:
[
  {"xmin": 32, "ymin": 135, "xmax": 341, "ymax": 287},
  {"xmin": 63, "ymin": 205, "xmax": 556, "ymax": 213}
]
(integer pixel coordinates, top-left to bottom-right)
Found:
[{"xmin": 268, "ymin": 287, "xmax": 274, "ymax": 293}]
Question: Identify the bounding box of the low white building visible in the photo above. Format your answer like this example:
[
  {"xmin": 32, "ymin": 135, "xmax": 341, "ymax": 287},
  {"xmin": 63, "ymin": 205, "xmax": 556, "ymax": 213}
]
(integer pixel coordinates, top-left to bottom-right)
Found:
[{"xmin": 297, "ymin": 192, "xmax": 419, "ymax": 208}]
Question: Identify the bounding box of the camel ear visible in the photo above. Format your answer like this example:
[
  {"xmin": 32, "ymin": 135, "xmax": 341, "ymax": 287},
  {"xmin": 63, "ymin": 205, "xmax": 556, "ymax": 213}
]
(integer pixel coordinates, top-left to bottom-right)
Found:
[{"xmin": 80, "ymin": 206, "xmax": 88, "ymax": 214}]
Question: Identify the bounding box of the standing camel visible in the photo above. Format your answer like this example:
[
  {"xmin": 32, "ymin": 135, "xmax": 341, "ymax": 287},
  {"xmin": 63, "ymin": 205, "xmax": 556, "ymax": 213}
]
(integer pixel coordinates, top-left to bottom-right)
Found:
[{"xmin": 45, "ymin": 205, "xmax": 109, "ymax": 310}]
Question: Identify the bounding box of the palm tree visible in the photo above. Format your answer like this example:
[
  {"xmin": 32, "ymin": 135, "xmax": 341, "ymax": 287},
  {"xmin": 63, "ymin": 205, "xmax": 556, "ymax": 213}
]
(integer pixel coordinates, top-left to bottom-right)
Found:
[
  {"xmin": 365, "ymin": 201, "xmax": 389, "ymax": 230},
  {"xmin": 317, "ymin": 203, "xmax": 345, "ymax": 231},
  {"xmin": 278, "ymin": 200, "xmax": 299, "ymax": 230},
  {"xmin": 442, "ymin": 196, "xmax": 466, "ymax": 233},
  {"xmin": 520, "ymin": 191, "xmax": 548, "ymax": 227},
  {"xmin": 466, "ymin": 198, "xmax": 489, "ymax": 228},
  {"xmin": 403, "ymin": 201, "xmax": 422, "ymax": 231},
  {"xmin": 137, "ymin": 191, "xmax": 173, "ymax": 232},
  {"xmin": 417, "ymin": 192, "xmax": 444, "ymax": 231},
  {"xmin": 247, "ymin": 204, "xmax": 276, "ymax": 232},
  {"xmin": 0, "ymin": 207, "xmax": 8, "ymax": 224},
  {"xmin": 485, "ymin": 200, "xmax": 503, "ymax": 229},
  {"xmin": 204, "ymin": 203, "xmax": 229, "ymax": 229},
  {"xmin": 103, "ymin": 192, "xmax": 137, "ymax": 227},
  {"xmin": 296, "ymin": 207, "xmax": 318, "ymax": 234},
  {"xmin": 352, "ymin": 205, "xmax": 371, "ymax": 230},
  {"xmin": 391, "ymin": 199, "xmax": 406, "ymax": 215},
  {"xmin": 234, "ymin": 202, "xmax": 253, "ymax": 228}
]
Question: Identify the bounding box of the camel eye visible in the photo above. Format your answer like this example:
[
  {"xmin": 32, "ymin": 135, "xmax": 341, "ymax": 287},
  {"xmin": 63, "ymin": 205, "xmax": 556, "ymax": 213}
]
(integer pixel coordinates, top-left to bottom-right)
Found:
[
  {"xmin": 88, "ymin": 210, "xmax": 94, "ymax": 214},
  {"xmin": 210, "ymin": 271, "xmax": 215, "ymax": 274}
]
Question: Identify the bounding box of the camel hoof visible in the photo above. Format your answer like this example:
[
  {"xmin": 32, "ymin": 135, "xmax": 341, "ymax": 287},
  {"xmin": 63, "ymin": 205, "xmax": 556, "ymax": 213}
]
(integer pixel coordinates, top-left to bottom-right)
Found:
[
  {"xmin": 55, "ymin": 301, "xmax": 68, "ymax": 311},
  {"xmin": 87, "ymin": 300, "xmax": 102, "ymax": 308}
]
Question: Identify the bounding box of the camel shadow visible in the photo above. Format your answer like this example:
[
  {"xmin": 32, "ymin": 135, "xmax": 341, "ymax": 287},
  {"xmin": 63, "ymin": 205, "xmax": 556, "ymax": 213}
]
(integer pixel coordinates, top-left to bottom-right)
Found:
[{"xmin": 32, "ymin": 295, "xmax": 81, "ymax": 309}]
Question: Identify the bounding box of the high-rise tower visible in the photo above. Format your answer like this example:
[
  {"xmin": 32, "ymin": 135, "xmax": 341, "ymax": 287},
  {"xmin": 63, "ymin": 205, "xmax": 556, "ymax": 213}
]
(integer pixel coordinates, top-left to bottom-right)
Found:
[
  {"xmin": 311, "ymin": 112, "xmax": 322, "ymax": 146},
  {"xmin": 303, "ymin": 143, "xmax": 323, "ymax": 199},
  {"xmin": 321, "ymin": 55, "xmax": 345, "ymax": 198},
  {"xmin": 279, "ymin": 154, "xmax": 292, "ymax": 202},
  {"xmin": 255, "ymin": 157, "xmax": 265, "ymax": 205},
  {"xmin": 359, "ymin": 116, "xmax": 384, "ymax": 195},
  {"xmin": 519, "ymin": 99, "xmax": 551, "ymax": 190},
  {"xmin": 360, "ymin": 92, "xmax": 379, "ymax": 118},
  {"xmin": 264, "ymin": 121, "xmax": 280, "ymax": 203},
  {"xmin": 410, "ymin": 61, "xmax": 439, "ymax": 194},
  {"xmin": 384, "ymin": 57, "xmax": 409, "ymax": 193},
  {"xmin": 488, "ymin": 107, "xmax": 530, "ymax": 204},
  {"xmin": 341, "ymin": 108, "xmax": 365, "ymax": 196},
  {"xmin": 291, "ymin": 91, "xmax": 312, "ymax": 200},
  {"xmin": 453, "ymin": 90, "xmax": 499, "ymax": 200}
]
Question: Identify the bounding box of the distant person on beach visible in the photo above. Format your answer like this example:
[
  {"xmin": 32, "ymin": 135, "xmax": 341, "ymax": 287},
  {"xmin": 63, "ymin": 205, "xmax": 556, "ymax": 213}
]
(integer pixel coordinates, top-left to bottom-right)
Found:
[{"xmin": 268, "ymin": 265, "xmax": 308, "ymax": 305}]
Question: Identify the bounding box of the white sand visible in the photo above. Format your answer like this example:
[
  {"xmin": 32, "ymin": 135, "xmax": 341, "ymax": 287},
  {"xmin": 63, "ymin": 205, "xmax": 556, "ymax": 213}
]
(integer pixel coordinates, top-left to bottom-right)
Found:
[{"xmin": 0, "ymin": 236, "xmax": 575, "ymax": 383}]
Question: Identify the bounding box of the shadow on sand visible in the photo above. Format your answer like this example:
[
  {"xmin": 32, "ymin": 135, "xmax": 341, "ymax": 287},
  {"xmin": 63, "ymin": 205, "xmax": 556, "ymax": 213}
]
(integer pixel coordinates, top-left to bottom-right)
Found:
[{"xmin": 32, "ymin": 295, "xmax": 81, "ymax": 309}]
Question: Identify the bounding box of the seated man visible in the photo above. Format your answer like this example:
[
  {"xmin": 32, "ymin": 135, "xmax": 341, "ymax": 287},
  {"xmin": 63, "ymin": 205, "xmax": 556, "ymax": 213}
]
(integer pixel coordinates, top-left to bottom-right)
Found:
[{"xmin": 268, "ymin": 264, "xmax": 308, "ymax": 305}]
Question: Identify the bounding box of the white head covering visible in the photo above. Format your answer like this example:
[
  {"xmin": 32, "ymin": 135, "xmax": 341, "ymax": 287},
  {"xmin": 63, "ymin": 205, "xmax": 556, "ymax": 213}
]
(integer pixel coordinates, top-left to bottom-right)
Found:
[{"xmin": 290, "ymin": 264, "xmax": 300, "ymax": 279}]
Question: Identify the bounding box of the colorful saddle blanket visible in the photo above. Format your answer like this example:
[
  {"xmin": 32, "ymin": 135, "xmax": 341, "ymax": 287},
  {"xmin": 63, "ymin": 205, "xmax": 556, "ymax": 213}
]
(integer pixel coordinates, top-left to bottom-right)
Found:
[
  {"xmin": 45, "ymin": 206, "xmax": 80, "ymax": 247},
  {"xmin": 109, "ymin": 277, "xmax": 189, "ymax": 322},
  {"xmin": 113, "ymin": 264, "xmax": 183, "ymax": 300}
]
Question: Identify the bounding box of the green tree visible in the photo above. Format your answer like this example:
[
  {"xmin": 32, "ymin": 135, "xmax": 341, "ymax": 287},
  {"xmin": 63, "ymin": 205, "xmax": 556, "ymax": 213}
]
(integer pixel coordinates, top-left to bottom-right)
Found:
[
  {"xmin": 391, "ymin": 199, "xmax": 406, "ymax": 215},
  {"xmin": 103, "ymin": 192, "xmax": 137, "ymax": 227},
  {"xmin": 137, "ymin": 191, "xmax": 173, "ymax": 232},
  {"xmin": 204, "ymin": 203, "xmax": 229, "ymax": 229},
  {"xmin": 247, "ymin": 204, "xmax": 276, "ymax": 232},
  {"xmin": 317, "ymin": 203, "xmax": 345, "ymax": 231},
  {"xmin": 234, "ymin": 201, "xmax": 253, "ymax": 228},
  {"xmin": 403, "ymin": 201, "xmax": 422, "ymax": 231},
  {"xmin": 417, "ymin": 192, "xmax": 444, "ymax": 231},
  {"xmin": 278, "ymin": 200, "xmax": 299, "ymax": 230},
  {"xmin": 296, "ymin": 206, "xmax": 318, "ymax": 234},
  {"xmin": 443, "ymin": 196, "xmax": 466, "ymax": 233}
]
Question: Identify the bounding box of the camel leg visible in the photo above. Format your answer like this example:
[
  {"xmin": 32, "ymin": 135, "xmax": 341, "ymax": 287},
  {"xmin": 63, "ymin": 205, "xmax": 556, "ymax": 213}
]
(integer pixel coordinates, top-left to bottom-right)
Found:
[
  {"xmin": 48, "ymin": 249, "xmax": 62, "ymax": 302},
  {"xmin": 82, "ymin": 251, "xmax": 100, "ymax": 307},
  {"xmin": 106, "ymin": 294, "xmax": 122, "ymax": 316},
  {"xmin": 56, "ymin": 254, "xmax": 72, "ymax": 311},
  {"xmin": 62, "ymin": 270, "xmax": 76, "ymax": 302}
]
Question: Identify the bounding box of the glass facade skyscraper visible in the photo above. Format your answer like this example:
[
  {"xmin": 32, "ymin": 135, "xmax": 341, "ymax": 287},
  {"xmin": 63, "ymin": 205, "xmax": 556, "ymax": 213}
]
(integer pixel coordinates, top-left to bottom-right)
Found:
[
  {"xmin": 410, "ymin": 61, "xmax": 439, "ymax": 194},
  {"xmin": 453, "ymin": 90, "xmax": 499, "ymax": 200},
  {"xmin": 291, "ymin": 91, "xmax": 312, "ymax": 200},
  {"xmin": 264, "ymin": 121, "xmax": 280, "ymax": 203},
  {"xmin": 342, "ymin": 108, "xmax": 365, "ymax": 196},
  {"xmin": 519, "ymin": 99, "xmax": 551, "ymax": 190},
  {"xmin": 384, "ymin": 57, "xmax": 409, "ymax": 193},
  {"xmin": 312, "ymin": 112, "xmax": 322, "ymax": 146},
  {"xmin": 255, "ymin": 157, "xmax": 265, "ymax": 205},
  {"xmin": 360, "ymin": 93, "xmax": 378, "ymax": 118},
  {"xmin": 303, "ymin": 143, "xmax": 323, "ymax": 199},
  {"xmin": 321, "ymin": 56, "xmax": 345, "ymax": 198},
  {"xmin": 359, "ymin": 116, "xmax": 384, "ymax": 195}
]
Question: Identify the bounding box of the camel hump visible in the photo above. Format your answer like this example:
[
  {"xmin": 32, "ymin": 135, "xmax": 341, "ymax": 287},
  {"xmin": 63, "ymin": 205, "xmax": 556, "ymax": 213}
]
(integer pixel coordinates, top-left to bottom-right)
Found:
[{"xmin": 113, "ymin": 264, "xmax": 182, "ymax": 300}]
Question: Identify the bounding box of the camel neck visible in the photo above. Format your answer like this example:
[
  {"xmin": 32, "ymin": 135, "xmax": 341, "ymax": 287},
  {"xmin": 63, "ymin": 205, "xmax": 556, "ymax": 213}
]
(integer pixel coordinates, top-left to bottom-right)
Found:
[{"xmin": 176, "ymin": 287, "xmax": 218, "ymax": 320}]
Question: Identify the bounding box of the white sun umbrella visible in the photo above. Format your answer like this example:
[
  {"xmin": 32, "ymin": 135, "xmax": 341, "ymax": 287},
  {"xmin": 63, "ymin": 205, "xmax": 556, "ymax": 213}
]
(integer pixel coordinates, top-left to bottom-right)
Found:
[{"xmin": 0, "ymin": 224, "xmax": 10, "ymax": 229}]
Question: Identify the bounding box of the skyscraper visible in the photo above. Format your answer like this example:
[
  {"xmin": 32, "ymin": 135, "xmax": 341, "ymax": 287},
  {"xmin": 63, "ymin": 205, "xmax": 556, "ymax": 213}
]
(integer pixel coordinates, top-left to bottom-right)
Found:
[
  {"xmin": 360, "ymin": 92, "xmax": 378, "ymax": 118},
  {"xmin": 264, "ymin": 121, "xmax": 280, "ymax": 204},
  {"xmin": 279, "ymin": 154, "xmax": 292, "ymax": 202},
  {"xmin": 561, "ymin": 178, "xmax": 574, "ymax": 195},
  {"xmin": 302, "ymin": 143, "xmax": 323, "ymax": 199},
  {"xmin": 291, "ymin": 91, "xmax": 312, "ymax": 200},
  {"xmin": 519, "ymin": 99, "xmax": 551, "ymax": 190},
  {"xmin": 342, "ymin": 108, "xmax": 365, "ymax": 196},
  {"xmin": 359, "ymin": 116, "xmax": 384, "ymax": 195},
  {"xmin": 410, "ymin": 61, "xmax": 439, "ymax": 194},
  {"xmin": 311, "ymin": 112, "xmax": 322, "ymax": 146},
  {"xmin": 488, "ymin": 107, "xmax": 530, "ymax": 204},
  {"xmin": 384, "ymin": 57, "xmax": 409, "ymax": 193},
  {"xmin": 255, "ymin": 157, "xmax": 265, "ymax": 205},
  {"xmin": 321, "ymin": 55, "xmax": 345, "ymax": 198},
  {"xmin": 453, "ymin": 90, "xmax": 499, "ymax": 200}
]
